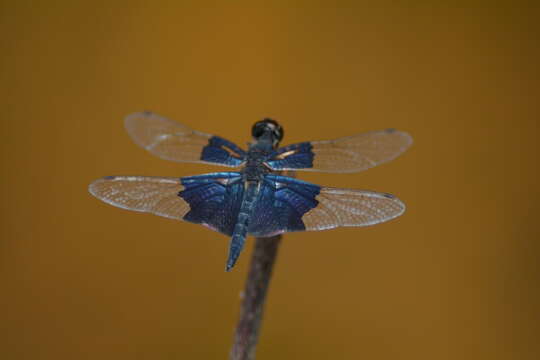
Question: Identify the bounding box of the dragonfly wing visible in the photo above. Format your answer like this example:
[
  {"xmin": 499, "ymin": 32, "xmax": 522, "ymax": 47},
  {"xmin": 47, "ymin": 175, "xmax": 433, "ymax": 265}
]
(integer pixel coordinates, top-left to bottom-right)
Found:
[
  {"xmin": 89, "ymin": 176, "xmax": 190, "ymax": 220},
  {"xmin": 265, "ymin": 129, "xmax": 412, "ymax": 173},
  {"xmin": 247, "ymin": 175, "xmax": 320, "ymax": 237},
  {"xmin": 300, "ymin": 186, "xmax": 405, "ymax": 231},
  {"xmin": 89, "ymin": 172, "xmax": 244, "ymax": 236},
  {"xmin": 248, "ymin": 174, "xmax": 405, "ymax": 237},
  {"xmin": 125, "ymin": 111, "xmax": 246, "ymax": 167},
  {"xmin": 179, "ymin": 172, "xmax": 244, "ymax": 236}
]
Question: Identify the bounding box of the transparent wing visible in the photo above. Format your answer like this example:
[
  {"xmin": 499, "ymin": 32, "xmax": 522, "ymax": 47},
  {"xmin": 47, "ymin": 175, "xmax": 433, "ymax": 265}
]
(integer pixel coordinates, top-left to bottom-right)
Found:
[
  {"xmin": 125, "ymin": 111, "xmax": 246, "ymax": 167},
  {"xmin": 301, "ymin": 187, "xmax": 406, "ymax": 231},
  {"xmin": 265, "ymin": 129, "xmax": 412, "ymax": 173},
  {"xmin": 249, "ymin": 175, "xmax": 406, "ymax": 237},
  {"xmin": 88, "ymin": 176, "xmax": 190, "ymax": 220},
  {"xmin": 88, "ymin": 173, "xmax": 244, "ymax": 236}
]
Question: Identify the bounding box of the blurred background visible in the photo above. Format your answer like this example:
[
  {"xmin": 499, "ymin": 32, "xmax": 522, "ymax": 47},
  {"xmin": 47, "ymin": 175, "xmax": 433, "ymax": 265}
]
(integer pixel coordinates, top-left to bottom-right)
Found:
[{"xmin": 2, "ymin": 1, "xmax": 539, "ymax": 359}]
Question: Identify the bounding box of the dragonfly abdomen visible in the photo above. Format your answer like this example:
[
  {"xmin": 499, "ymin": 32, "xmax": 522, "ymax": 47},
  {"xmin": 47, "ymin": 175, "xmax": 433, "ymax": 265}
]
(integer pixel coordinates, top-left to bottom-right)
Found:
[{"xmin": 226, "ymin": 182, "xmax": 260, "ymax": 271}]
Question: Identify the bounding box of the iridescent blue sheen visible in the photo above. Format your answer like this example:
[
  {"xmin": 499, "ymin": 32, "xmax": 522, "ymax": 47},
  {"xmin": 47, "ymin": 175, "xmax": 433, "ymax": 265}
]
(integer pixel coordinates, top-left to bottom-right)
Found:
[
  {"xmin": 184, "ymin": 138, "xmax": 320, "ymax": 269},
  {"xmin": 265, "ymin": 142, "xmax": 314, "ymax": 170},
  {"xmin": 248, "ymin": 175, "xmax": 320, "ymax": 237},
  {"xmin": 201, "ymin": 136, "xmax": 246, "ymax": 167},
  {"xmin": 179, "ymin": 172, "xmax": 243, "ymax": 236}
]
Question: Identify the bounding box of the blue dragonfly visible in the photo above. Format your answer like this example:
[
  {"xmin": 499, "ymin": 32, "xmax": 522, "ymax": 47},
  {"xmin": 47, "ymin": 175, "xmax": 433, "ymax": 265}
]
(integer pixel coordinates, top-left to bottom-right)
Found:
[{"xmin": 89, "ymin": 112, "xmax": 412, "ymax": 271}]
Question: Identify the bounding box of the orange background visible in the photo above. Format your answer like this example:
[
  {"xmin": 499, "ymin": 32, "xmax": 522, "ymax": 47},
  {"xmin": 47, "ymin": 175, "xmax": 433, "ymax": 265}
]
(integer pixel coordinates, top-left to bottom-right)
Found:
[{"xmin": 2, "ymin": 1, "xmax": 539, "ymax": 359}]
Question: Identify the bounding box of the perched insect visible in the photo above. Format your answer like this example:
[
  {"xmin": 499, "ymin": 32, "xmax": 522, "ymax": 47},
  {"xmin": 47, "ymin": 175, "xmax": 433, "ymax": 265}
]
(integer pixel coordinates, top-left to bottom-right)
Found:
[{"xmin": 89, "ymin": 112, "xmax": 412, "ymax": 271}]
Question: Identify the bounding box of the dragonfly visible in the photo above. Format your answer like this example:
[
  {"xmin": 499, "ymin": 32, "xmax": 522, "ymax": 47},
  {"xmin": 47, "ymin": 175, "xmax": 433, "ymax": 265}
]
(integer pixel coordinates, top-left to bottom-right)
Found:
[{"xmin": 89, "ymin": 112, "xmax": 412, "ymax": 271}]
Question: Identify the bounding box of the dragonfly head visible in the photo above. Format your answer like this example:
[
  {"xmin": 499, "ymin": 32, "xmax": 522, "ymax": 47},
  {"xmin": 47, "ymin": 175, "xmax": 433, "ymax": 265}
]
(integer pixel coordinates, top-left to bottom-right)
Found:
[{"xmin": 252, "ymin": 118, "xmax": 283, "ymax": 148}]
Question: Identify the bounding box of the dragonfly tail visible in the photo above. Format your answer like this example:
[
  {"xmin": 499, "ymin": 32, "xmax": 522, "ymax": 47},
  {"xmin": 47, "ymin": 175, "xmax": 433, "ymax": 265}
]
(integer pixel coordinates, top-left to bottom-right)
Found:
[
  {"xmin": 226, "ymin": 182, "xmax": 258, "ymax": 271},
  {"xmin": 226, "ymin": 233, "xmax": 246, "ymax": 272}
]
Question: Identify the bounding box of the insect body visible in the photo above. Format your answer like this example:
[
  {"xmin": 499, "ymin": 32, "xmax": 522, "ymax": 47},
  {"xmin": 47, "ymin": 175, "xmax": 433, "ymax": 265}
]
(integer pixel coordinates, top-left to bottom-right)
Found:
[{"xmin": 89, "ymin": 112, "xmax": 412, "ymax": 271}]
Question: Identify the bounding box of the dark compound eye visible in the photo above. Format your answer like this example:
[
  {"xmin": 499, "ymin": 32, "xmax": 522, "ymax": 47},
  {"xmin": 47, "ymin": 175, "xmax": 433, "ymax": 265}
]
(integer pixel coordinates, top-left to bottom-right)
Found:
[
  {"xmin": 268, "ymin": 119, "xmax": 284, "ymax": 142},
  {"xmin": 252, "ymin": 118, "xmax": 284, "ymax": 142},
  {"xmin": 252, "ymin": 122, "xmax": 267, "ymax": 139}
]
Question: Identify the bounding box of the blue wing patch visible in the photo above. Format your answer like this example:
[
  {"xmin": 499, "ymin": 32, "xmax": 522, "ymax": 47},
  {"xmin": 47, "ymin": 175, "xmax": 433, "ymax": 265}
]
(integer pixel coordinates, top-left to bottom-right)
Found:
[
  {"xmin": 201, "ymin": 136, "xmax": 247, "ymax": 167},
  {"xmin": 248, "ymin": 174, "xmax": 320, "ymax": 237},
  {"xmin": 180, "ymin": 172, "xmax": 244, "ymax": 236},
  {"xmin": 264, "ymin": 142, "xmax": 314, "ymax": 170}
]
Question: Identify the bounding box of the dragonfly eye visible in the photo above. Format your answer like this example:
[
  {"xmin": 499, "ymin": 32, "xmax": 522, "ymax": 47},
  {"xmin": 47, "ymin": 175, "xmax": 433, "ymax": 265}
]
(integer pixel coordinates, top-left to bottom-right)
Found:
[{"xmin": 252, "ymin": 118, "xmax": 284, "ymax": 143}]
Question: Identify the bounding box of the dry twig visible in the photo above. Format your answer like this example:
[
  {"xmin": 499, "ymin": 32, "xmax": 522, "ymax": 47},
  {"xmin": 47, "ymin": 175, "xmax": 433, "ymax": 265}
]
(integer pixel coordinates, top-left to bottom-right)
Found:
[{"xmin": 230, "ymin": 235, "xmax": 282, "ymax": 360}]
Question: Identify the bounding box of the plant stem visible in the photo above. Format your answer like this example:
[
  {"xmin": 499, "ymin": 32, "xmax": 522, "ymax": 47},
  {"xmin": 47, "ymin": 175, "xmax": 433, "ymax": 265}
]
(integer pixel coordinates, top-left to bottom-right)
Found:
[{"xmin": 230, "ymin": 235, "xmax": 282, "ymax": 360}]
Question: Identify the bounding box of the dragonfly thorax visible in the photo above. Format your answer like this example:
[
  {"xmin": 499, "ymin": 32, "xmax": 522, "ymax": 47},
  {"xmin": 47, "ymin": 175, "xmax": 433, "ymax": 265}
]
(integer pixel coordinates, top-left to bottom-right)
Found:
[{"xmin": 243, "ymin": 147, "xmax": 272, "ymax": 182}]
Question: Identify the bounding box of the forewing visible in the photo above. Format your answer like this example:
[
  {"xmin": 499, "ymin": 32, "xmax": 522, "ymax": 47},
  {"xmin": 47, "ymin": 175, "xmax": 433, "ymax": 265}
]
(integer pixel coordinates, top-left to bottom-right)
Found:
[
  {"xmin": 248, "ymin": 175, "xmax": 405, "ymax": 237},
  {"xmin": 265, "ymin": 129, "xmax": 412, "ymax": 173},
  {"xmin": 125, "ymin": 111, "xmax": 246, "ymax": 167},
  {"xmin": 89, "ymin": 172, "xmax": 244, "ymax": 236}
]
